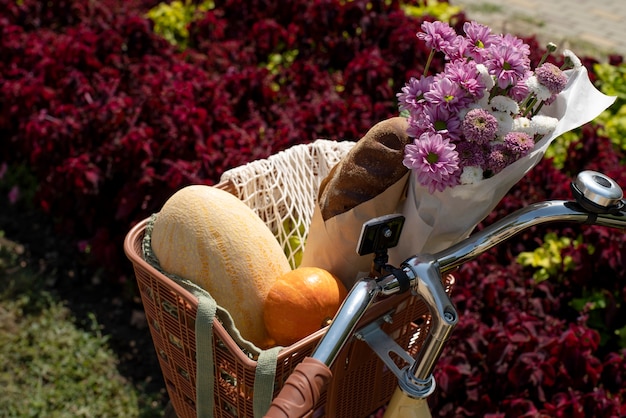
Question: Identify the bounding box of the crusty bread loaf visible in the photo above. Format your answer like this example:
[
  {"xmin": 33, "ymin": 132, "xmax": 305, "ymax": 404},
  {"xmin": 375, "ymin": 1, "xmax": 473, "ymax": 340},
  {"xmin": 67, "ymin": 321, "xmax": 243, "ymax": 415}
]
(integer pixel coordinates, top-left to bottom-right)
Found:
[{"xmin": 318, "ymin": 117, "xmax": 411, "ymax": 220}]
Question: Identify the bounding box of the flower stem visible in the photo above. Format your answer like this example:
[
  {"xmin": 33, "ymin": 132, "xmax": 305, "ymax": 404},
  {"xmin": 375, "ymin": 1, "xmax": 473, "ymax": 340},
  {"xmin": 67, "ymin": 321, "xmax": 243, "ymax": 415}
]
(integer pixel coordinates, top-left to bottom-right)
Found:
[
  {"xmin": 537, "ymin": 42, "xmax": 558, "ymax": 67},
  {"xmin": 424, "ymin": 49, "xmax": 435, "ymax": 76}
]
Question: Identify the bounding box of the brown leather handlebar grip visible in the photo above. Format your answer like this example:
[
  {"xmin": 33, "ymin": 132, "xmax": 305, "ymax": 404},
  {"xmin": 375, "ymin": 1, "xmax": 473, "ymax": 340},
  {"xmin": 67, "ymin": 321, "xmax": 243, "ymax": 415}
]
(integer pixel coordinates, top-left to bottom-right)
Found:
[{"xmin": 264, "ymin": 357, "xmax": 332, "ymax": 418}]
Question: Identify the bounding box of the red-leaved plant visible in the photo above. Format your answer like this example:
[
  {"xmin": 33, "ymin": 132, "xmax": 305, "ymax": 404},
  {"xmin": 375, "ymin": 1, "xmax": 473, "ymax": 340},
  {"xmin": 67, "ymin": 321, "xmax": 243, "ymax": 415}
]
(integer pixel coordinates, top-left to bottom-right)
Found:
[{"xmin": 1, "ymin": 1, "xmax": 624, "ymax": 415}]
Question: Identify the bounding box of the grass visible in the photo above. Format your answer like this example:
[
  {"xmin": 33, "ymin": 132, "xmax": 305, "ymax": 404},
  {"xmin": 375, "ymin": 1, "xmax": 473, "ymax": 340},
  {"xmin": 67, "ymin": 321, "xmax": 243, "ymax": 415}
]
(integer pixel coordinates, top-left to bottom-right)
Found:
[{"xmin": 0, "ymin": 235, "xmax": 164, "ymax": 418}]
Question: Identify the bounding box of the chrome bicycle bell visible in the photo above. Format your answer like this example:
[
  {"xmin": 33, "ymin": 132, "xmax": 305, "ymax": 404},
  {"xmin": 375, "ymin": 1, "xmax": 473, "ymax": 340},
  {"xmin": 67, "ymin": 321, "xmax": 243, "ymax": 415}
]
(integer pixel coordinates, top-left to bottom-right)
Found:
[{"xmin": 571, "ymin": 170, "xmax": 625, "ymax": 213}]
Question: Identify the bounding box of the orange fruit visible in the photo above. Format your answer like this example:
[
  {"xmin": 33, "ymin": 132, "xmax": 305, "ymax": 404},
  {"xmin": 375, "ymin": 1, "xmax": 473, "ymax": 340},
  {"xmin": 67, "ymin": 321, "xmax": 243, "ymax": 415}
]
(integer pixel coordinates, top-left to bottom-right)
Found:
[{"xmin": 263, "ymin": 267, "xmax": 348, "ymax": 346}]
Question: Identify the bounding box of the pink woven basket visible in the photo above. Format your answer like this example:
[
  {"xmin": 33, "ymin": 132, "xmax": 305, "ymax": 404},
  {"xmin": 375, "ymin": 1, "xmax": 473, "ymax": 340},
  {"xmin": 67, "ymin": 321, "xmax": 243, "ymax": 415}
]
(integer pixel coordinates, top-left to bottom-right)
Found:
[{"xmin": 124, "ymin": 205, "xmax": 454, "ymax": 417}]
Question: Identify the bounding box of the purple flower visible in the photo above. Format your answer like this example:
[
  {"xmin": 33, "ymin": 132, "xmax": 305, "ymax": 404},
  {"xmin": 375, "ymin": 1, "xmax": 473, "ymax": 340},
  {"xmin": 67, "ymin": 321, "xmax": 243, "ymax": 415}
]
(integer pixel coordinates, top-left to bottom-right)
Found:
[
  {"xmin": 509, "ymin": 70, "xmax": 532, "ymax": 102},
  {"xmin": 455, "ymin": 140, "xmax": 487, "ymax": 167},
  {"xmin": 403, "ymin": 132, "xmax": 460, "ymax": 193},
  {"xmin": 486, "ymin": 143, "xmax": 514, "ymax": 174},
  {"xmin": 406, "ymin": 108, "xmax": 430, "ymax": 139},
  {"xmin": 504, "ymin": 131, "xmax": 535, "ymax": 158},
  {"xmin": 462, "ymin": 108, "xmax": 498, "ymax": 144},
  {"xmin": 462, "ymin": 21, "xmax": 497, "ymax": 61},
  {"xmin": 397, "ymin": 75, "xmax": 433, "ymax": 113},
  {"xmin": 417, "ymin": 21, "xmax": 457, "ymax": 52},
  {"xmin": 498, "ymin": 33, "xmax": 531, "ymax": 58},
  {"xmin": 424, "ymin": 77, "xmax": 469, "ymax": 112},
  {"xmin": 423, "ymin": 105, "xmax": 463, "ymax": 140},
  {"xmin": 485, "ymin": 34, "xmax": 531, "ymax": 89},
  {"xmin": 444, "ymin": 60, "xmax": 486, "ymax": 99},
  {"xmin": 441, "ymin": 35, "xmax": 470, "ymax": 61},
  {"xmin": 535, "ymin": 62, "xmax": 568, "ymax": 94}
]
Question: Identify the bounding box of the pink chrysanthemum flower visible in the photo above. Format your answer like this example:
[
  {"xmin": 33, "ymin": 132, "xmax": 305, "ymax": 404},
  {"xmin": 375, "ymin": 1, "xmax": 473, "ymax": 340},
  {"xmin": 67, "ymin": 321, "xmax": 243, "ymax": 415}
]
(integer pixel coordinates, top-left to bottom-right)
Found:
[
  {"xmin": 486, "ymin": 143, "xmax": 513, "ymax": 175},
  {"xmin": 417, "ymin": 21, "xmax": 457, "ymax": 52},
  {"xmin": 485, "ymin": 34, "xmax": 531, "ymax": 89},
  {"xmin": 397, "ymin": 76, "xmax": 433, "ymax": 113},
  {"xmin": 424, "ymin": 77, "xmax": 470, "ymax": 112},
  {"xmin": 462, "ymin": 108, "xmax": 498, "ymax": 144},
  {"xmin": 406, "ymin": 108, "xmax": 430, "ymax": 139},
  {"xmin": 509, "ymin": 70, "xmax": 532, "ymax": 102},
  {"xmin": 423, "ymin": 105, "xmax": 463, "ymax": 140},
  {"xmin": 498, "ymin": 33, "xmax": 531, "ymax": 58},
  {"xmin": 535, "ymin": 62, "xmax": 568, "ymax": 94},
  {"xmin": 462, "ymin": 21, "xmax": 497, "ymax": 61},
  {"xmin": 441, "ymin": 35, "xmax": 470, "ymax": 61},
  {"xmin": 400, "ymin": 20, "xmax": 573, "ymax": 190},
  {"xmin": 444, "ymin": 60, "xmax": 486, "ymax": 99},
  {"xmin": 403, "ymin": 133, "xmax": 460, "ymax": 193},
  {"xmin": 503, "ymin": 131, "xmax": 534, "ymax": 158},
  {"xmin": 455, "ymin": 140, "xmax": 487, "ymax": 167}
]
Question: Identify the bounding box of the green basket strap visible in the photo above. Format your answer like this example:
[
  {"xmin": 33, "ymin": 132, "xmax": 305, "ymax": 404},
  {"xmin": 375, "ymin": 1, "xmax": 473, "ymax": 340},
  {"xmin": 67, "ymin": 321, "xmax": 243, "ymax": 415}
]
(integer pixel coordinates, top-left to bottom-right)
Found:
[
  {"xmin": 142, "ymin": 213, "xmax": 283, "ymax": 417},
  {"xmin": 196, "ymin": 293, "xmax": 218, "ymax": 417},
  {"xmin": 254, "ymin": 345, "xmax": 283, "ymax": 417}
]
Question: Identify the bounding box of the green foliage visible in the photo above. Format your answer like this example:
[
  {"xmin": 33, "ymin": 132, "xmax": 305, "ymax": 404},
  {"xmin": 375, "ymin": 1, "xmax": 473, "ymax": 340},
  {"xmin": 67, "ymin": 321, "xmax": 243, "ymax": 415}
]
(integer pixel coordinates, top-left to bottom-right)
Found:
[
  {"xmin": 266, "ymin": 50, "xmax": 299, "ymax": 75},
  {"xmin": 266, "ymin": 49, "xmax": 300, "ymax": 92},
  {"xmin": 401, "ymin": 0, "xmax": 462, "ymax": 22},
  {"xmin": 0, "ymin": 163, "xmax": 38, "ymax": 209},
  {"xmin": 544, "ymin": 130, "xmax": 580, "ymax": 170},
  {"xmin": 594, "ymin": 62, "xmax": 626, "ymax": 106},
  {"xmin": 571, "ymin": 289, "xmax": 624, "ymax": 348},
  {"xmin": 0, "ymin": 251, "xmax": 162, "ymax": 417},
  {"xmin": 593, "ymin": 62, "xmax": 626, "ymax": 151},
  {"xmin": 516, "ymin": 232, "xmax": 591, "ymax": 282},
  {"xmin": 146, "ymin": 0, "xmax": 215, "ymax": 49},
  {"xmin": 616, "ymin": 324, "xmax": 626, "ymax": 348}
]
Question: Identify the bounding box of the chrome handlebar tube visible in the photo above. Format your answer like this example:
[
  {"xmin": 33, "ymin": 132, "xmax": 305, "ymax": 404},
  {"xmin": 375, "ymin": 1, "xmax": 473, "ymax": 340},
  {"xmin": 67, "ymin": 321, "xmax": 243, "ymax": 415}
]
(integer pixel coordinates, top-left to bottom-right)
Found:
[{"xmin": 434, "ymin": 200, "xmax": 626, "ymax": 274}]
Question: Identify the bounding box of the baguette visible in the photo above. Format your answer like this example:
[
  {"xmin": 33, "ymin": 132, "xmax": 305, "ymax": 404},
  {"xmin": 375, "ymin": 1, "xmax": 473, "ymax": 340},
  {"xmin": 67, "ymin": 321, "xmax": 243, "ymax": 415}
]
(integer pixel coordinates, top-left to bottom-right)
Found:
[{"xmin": 318, "ymin": 117, "xmax": 411, "ymax": 220}]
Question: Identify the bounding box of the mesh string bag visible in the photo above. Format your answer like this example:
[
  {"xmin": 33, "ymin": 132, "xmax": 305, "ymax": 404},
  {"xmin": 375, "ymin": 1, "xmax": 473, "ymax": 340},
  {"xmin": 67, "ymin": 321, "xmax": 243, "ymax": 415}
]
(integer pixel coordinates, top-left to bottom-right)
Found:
[{"xmin": 219, "ymin": 139, "xmax": 355, "ymax": 268}]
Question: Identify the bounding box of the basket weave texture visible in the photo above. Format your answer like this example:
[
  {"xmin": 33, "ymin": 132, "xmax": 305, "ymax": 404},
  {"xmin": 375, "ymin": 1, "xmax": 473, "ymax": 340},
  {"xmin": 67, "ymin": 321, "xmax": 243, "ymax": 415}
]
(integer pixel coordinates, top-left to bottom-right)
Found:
[{"xmin": 124, "ymin": 140, "xmax": 454, "ymax": 418}]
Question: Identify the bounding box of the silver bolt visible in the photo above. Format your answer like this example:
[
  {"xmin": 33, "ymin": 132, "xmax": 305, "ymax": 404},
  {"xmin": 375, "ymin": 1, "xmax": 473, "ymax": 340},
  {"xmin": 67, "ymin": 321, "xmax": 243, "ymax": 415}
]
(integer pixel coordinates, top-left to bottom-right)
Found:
[{"xmin": 444, "ymin": 311, "xmax": 455, "ymax": 322}]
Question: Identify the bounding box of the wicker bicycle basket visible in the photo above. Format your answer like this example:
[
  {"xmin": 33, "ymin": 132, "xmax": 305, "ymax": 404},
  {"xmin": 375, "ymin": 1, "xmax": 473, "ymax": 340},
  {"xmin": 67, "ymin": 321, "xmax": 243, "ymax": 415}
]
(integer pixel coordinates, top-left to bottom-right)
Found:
[{"xmin": 124, "ymin": 140, "xmax": 454, "ymax": 418}]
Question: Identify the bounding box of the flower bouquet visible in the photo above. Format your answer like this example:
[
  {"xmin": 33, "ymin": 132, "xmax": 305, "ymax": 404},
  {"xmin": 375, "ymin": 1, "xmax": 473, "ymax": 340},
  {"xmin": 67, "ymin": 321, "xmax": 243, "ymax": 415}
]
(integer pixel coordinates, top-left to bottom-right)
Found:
[
  {"xmin": 302, "ymin": 20, "xmax": 615, "ymax": 288},
  {"xmin": 387, "ymin": 20, "xmax": 615, "ymax": 265}
]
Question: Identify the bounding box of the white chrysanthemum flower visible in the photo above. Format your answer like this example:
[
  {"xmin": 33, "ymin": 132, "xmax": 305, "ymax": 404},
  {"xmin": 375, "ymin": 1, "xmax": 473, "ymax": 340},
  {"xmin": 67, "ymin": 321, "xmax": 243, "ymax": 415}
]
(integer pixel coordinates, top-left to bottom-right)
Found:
[
  {"xmin": 512, "ymin": 116, "xmax": 535, "ymax": 135},
  {"xmin": 526, "ymin": 75, "xmax": 552, "ymax": 101},
  {"xmin": 490, "ymin": 95, "xmax": 520, "ymax": 114},
  {"xmin": 493, "ymin": 111, "xmax": 514, "ymax": 137},
  {"xmin": 563, "ymin": 49, "xmax": 582, "ymax": 68},
  {"xmin": 460, "ymin": 165, "xmax": 484, "ymax": 185},
  {"xmin": 476, "ymin": 63, "xmax": 495, "ymax": 90},
  {"xmin": 531, "ymin": 114, "xmax": 559, "ymax": 136}
]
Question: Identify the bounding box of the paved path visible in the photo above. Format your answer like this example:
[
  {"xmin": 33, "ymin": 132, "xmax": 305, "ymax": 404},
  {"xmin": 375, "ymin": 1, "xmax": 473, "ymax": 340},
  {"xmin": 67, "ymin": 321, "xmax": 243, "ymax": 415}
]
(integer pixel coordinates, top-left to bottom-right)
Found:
[{"xmin": 453, "ymin": 0, "xmax": 626, "ymax": 59}]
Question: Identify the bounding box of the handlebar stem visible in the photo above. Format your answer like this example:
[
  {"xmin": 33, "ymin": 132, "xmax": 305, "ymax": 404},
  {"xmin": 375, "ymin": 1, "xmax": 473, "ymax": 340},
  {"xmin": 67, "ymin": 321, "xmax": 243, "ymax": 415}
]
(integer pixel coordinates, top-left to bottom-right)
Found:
[{"xmin": 401, "ymin": 257, "xmax": 458, "ymax": 383}]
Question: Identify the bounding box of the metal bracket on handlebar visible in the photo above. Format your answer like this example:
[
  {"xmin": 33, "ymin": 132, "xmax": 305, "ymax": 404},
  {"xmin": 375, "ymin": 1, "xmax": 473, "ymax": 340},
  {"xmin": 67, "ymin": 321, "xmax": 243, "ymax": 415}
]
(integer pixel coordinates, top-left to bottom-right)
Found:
[
  {"xmin": 355, "ymin": 313, "xmax": 414, "ymax": 375},
  {"xmin": 356, "ymin": 316, "xmax": 437, "ymax": 399}
]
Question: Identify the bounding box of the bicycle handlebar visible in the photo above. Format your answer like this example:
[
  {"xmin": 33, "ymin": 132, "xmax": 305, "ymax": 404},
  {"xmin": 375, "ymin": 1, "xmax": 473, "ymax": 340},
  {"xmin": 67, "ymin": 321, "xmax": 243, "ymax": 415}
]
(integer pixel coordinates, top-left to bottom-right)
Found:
[
  {"xmin": 433, "ymin": 199, "xmax": 626, "ymax": 274},
  {"xmin": 265, "ymin": 357, "xmax": 332, "ymax": 418},
  {"xmin": 264, "ymin": 171, "xmax": 626, "ymax": 418}
]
